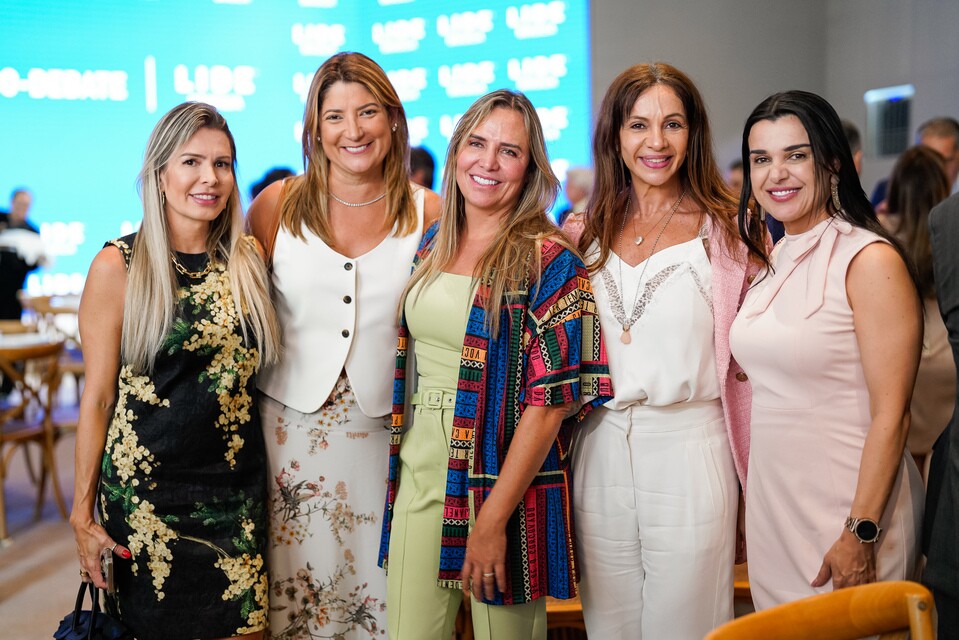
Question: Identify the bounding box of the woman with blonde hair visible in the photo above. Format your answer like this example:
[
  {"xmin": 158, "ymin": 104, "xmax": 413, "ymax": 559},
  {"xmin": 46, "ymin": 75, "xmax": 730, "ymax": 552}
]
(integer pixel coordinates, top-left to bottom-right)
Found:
[
  {"xmin": 71, "ymin": 101, "xmax": 279, "ymax": 639},
  {"xmin": 247, "ymin": 52, "xmax": 439, "ymax": 638},
  {"xmin": 563, "ymin": 62, "xmax": 765, "ymax": 639},
  {"xmin": 378, "ymin": 89, "xmax": 612, "ymax": 639}
]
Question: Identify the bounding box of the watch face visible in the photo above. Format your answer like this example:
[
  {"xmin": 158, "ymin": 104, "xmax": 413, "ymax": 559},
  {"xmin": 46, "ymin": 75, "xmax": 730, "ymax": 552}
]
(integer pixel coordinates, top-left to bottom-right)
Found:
[{"xmin": 855, "ymin": 519, "xmax": 880, "ymax": 542}]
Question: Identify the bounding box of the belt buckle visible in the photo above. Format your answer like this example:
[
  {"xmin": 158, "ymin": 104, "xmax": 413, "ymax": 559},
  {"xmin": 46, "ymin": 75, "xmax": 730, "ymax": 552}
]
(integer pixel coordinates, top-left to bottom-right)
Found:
[{"xmin": 424, "ymin": 389, "xmax": 443, "ymax": 409}]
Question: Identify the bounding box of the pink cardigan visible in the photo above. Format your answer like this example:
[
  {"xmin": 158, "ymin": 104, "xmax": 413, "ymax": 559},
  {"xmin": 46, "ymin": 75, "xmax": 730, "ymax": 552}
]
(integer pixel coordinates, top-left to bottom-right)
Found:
[{"xmin": 562, "ymin": 213, "xmax": 757, "ymax": 487}]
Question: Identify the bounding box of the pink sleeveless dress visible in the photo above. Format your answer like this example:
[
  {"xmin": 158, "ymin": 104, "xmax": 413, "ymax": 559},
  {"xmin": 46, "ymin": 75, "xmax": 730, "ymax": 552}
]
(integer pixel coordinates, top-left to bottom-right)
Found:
[{"xmin": 729, "ymin": 217, "xmax": 923, "ymax": 610}]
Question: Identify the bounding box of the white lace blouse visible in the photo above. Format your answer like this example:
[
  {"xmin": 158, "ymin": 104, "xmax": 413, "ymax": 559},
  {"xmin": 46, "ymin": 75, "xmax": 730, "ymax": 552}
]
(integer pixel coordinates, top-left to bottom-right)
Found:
[{"xmin": 587, "ymin": 226, "xmax": 720, "ymax": 410}]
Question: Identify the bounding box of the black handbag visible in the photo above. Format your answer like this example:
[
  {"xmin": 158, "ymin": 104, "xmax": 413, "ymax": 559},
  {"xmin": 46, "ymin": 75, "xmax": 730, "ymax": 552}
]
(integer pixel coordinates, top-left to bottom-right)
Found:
[{"xmin": 54, "ymin": 582, "xmax": 134, "ymax": 640}]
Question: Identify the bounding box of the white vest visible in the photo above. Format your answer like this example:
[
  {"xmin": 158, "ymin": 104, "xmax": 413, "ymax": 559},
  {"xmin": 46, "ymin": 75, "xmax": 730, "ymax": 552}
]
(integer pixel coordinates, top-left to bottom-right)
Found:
[{"xmin": 258, "ymin": 189, "xmax": 425, "ymax": 416}]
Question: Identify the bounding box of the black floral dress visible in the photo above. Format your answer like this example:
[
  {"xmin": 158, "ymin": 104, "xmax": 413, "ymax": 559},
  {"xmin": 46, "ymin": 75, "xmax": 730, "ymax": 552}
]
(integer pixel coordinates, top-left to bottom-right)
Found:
[{"xmin": 98, "ymin": 234, "xmax": 268, "ymax": 639}]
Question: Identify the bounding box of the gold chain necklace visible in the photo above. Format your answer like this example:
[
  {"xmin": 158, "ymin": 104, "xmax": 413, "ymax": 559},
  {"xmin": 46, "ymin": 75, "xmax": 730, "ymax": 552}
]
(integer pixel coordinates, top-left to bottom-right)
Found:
[
  {"xmin": 615, "ymin": 189, "xmax": 687, "ymax": 344},
  {"xmin": 171, "ymin": 253, "xmax": 213, "ymax": 279}
]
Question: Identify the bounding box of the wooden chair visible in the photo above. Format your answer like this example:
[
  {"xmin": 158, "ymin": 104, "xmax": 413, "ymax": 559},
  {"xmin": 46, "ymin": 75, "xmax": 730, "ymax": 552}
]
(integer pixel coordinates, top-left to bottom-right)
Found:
[
  {"xmin": 453, "ymin": 594, "xmax": 586, "ymax": 640},
  {"xmin": 704, "ymin": 580, "xmax": 935, "ymax": 640},
  {"xmin": 0, "ymin": 320, "xmax": 33, "ymax": 335},
  {"xmin": 0, "ymin": 340, "xmax": 68, "ymax": 542},
  {"xmin": 546, "ymin": 596, "xmax": 585, "ymax": 632},
  {"xmin": 20, "ymin": 294, "xmax": 85, "ymax": 405},
  {"xmin": 734, "ymin": 561, "xmax": 752, "ymax": 605}
]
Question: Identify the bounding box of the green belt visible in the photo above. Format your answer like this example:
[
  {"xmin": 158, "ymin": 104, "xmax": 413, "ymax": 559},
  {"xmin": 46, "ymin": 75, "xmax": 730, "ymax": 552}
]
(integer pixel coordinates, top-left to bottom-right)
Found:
[{"xmin": 410, "ymin": 389, "xmax": 457, "ymax": 409}]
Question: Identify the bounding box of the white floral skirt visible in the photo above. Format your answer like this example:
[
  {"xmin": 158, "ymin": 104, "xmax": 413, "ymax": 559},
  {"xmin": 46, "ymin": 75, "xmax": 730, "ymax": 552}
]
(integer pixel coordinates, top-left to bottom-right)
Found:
[{"xmin": 262, "ymin": 374, "xmax": 390, "ymax": 639}]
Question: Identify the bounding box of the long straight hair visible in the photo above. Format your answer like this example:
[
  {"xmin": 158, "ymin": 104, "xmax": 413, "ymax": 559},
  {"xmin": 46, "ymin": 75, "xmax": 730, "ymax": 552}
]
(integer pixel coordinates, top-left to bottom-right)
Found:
[
  {"xmin": 580, "ymin": 62, "xmax": 757, "ymax": 272},
  {"xmin": 737, "ymin": 90, "xmax": 918, "ymax": 289},
  {"xmin": 887, "ymin": 145, "xmax": 950, "ymax": 298},
  {"xmin": 282, "ymin": 52, "xmax": 416, "ymax": 246},
  {"xmin": 400, "ymin": 89, "xmax": 566, "ymax": 338},
  {"xmin": 126, "ymin": 102, "xmax": 279, "ymax": 372}
]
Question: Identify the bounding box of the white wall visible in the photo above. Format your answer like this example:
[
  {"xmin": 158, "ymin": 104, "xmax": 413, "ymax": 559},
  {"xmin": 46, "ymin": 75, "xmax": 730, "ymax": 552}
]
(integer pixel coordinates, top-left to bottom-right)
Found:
[
  {"xmin": 590, "ymin": 0, "xmax": 958, "ymax": 195},
  {"xmin": 590, "ymin": 0, "xmax": 827, "ymax": 173},
  {"xmin": 824, "ymin": 0, "xmax": 959, "ymax": 195}
]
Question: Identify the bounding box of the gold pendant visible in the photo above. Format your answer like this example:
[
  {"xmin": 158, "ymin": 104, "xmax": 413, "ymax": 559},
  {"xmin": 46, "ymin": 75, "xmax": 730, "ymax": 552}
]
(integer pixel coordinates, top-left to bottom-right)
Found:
[{"xmin": 620, "ymin": 325, "xmax": 631, "ymax": 344}]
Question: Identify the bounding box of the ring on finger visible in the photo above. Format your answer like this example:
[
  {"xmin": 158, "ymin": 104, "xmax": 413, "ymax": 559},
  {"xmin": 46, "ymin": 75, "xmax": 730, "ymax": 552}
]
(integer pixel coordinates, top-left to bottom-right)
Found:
[
  {"xmin": 80, "ymin": 569, "xmax": 90, "ymax": 578},
  {"xmin": 482, "ymin": 572, "xmax": 495, "ymax": 579},
  {"xmin": 110, "ymin": 542, "xmax": 118, "ymax": 553}
]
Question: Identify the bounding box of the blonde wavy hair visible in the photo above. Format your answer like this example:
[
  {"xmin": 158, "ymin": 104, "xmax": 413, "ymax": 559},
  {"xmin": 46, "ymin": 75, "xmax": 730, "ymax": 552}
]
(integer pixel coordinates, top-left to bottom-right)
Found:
[
  {"xmin": 281, "ymin": 52, "xmax": 416, "ymax": 246},
  {"xmin": 124, "ymin": 102, "xmax": 280, "ymax": 372},
  {"xmin": 401, "ymin": 89, "xmax": 567, "ymax": 338}
]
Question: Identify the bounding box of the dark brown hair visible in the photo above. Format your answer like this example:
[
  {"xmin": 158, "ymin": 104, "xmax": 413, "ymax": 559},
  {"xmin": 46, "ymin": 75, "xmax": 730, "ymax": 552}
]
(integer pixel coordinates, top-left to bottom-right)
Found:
[
  {"xmin": 580, "ymin": 62, "xmax": 758, "ymax": 271},
  {"xmin": 888, "ymin": 145, "xmax": 950, "ymax": 298}
]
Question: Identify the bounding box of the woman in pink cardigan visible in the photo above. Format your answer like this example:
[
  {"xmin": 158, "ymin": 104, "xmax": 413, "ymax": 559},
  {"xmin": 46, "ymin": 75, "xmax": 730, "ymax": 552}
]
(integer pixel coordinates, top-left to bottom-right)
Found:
[{"xmin": 562, "ymin": 62, "xmax": 765, "ymax": 640}]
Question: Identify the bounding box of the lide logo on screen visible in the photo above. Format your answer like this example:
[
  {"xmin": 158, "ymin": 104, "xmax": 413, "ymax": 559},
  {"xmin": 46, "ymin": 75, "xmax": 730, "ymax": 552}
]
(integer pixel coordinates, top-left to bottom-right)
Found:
[
  {"xmin": 506, "ymin": 2, "xmax": 567, "ymax": 39},
  {"xmin": 438, "ymin": 62, "xmax": 495, "ymax": 99},
  {"xmin": 386, "ymin": 68, "xmax": 428, "ymax": 102},
  {"xmin": 407, "ymin": 115, "xmax": 430, "ymax": 146},
  {"xmin": 373, "ymin": 18, "xmax": 426, "ymax": 54},
  {"xmin": 292, "ymin": 23, "xmax": 347, "ymax": 57},
  {"xmin": 436, "ymin": 10, "xmax": 494, "ymax": 47},
  {"xmin": 173, "ymin": 64, "xmax": 256, "ymax": 112},
  {"xmin": 536, "ymin": 106, "xmax": 569, "ymax": 142},
  {"xmin": 507, "ymin": 54, "xmax": 568, "ymax": 91}
]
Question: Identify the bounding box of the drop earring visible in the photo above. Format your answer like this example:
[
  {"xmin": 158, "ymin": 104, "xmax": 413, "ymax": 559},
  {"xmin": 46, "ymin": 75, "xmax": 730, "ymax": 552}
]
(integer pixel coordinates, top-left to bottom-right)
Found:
[
  {"xmin": 391, "ymin": 122, "xmax": 397, "ymax": 132},
  {"xmin": 161, "ymin": 192, "xmax": 166, "ymax": 205},
  {"xmin": 830, "ymin": 175, "xmax": 842, "ymax": 213}
]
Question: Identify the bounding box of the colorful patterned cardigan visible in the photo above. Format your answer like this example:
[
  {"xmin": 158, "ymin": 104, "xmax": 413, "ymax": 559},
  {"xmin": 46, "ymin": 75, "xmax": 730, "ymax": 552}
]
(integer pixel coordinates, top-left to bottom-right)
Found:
[{"xmin": 378, "ymin": 221, "xmax": 614, "ymax": 604}]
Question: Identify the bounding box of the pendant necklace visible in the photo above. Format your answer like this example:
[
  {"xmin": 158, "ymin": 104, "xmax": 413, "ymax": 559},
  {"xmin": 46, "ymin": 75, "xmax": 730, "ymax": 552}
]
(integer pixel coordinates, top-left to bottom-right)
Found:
[
  {"xmin": 329, "ymin": 191, "xmax": 387, "ymax": 207},
  {"xmin": 631, "ymin": 196, "xmax": 677, "ymax": 245},
  {"xmin": 615, "ymin": 189, "xmax": 687, "ymax": 344}
]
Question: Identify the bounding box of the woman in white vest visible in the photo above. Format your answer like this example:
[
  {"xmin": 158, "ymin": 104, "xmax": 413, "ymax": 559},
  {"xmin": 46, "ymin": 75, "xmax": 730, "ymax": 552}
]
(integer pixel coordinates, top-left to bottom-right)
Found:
[{"xmin": 248, "ymin": 52, "xmax": 440, "ymax": 639}]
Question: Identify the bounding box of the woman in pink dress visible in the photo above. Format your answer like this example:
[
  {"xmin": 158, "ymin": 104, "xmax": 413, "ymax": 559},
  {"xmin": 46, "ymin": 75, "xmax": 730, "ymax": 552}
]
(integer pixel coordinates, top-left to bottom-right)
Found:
[{"xmin": 729, "ymin": 90, "xmax": 924, "ymax": 609}]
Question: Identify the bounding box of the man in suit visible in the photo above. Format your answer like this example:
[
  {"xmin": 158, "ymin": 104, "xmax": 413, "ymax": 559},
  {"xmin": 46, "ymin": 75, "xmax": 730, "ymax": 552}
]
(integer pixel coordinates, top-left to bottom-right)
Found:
[
  {"xmin": 0, "ymin": 188, "xmax": 41, "ymax": 320},
  {"xmin": 926, "ymin": 191, "xmax": 959, "ymax": 639}
]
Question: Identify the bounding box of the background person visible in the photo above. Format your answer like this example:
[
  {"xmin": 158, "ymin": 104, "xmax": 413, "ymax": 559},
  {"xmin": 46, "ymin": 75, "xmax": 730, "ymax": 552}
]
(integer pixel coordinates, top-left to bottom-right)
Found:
[
  {"xmin": 872, "ymin": 116, "xmax": 959, "ymax": 212},
  {"xmin": 842, "ymin": 119, "xmax": 864, "ymax": 175},
  {"xmin": 70, "ymin": 102, "xmax": 280, "ymax": 639},
  {"xmin": 730, "ymin": 90, "xmax": 924, "ymax": 610},
  {"xmin": 563, "ymin": 62, "xmax": 764, "ymax": 640},
  {"xmin": 885, "ymin": 146, "xmax": 954, "ymax": 473},
  {"xmin": 924, "ymin": 190, "xmax": 959, "ymax": 640},
  {"xmin": 379, "ymin": 89, "xmax": 612, "ymax": 640},
  {"xmin": 247, "ymin": 52, "xmax": 440, "ymax": 639},
  {"xmin": 249, "ymin": 166, "xmax": 294, "ymax": 200},
  {"xmin": 556, "ymin": 166, "xmax": 594, "ymax": 226},
  {"xmin": 0, "ymin": 188, "xmax": 45, "ymax": 320},
  {"xmin": 410, "ymin": 145, "xmax": 436, "ymax": 190},
  {"xmin": 726, "ymin": 158, "xmax": 744, "ymax": 193}
]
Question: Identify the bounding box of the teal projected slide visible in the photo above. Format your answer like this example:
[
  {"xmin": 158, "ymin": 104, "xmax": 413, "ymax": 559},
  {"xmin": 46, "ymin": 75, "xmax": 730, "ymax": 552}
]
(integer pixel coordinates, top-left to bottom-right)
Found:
[{"xmin": 0, "ymin": 0, "xmax": 590, "ymax": 294}]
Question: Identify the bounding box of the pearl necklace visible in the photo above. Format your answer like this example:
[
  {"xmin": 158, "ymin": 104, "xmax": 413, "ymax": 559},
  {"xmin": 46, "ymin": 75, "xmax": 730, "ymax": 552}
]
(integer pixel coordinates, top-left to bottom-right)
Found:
[{"xmin": 329, "ymin": 191, "xmax": 387, "ymax": 207}]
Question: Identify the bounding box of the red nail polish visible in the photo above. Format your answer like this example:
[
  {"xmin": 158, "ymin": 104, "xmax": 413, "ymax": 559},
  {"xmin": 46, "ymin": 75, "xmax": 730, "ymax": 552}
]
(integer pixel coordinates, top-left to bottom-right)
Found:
[{"xmin": 120, "ymin": 548, "xmax": 132, "ymax": 559}]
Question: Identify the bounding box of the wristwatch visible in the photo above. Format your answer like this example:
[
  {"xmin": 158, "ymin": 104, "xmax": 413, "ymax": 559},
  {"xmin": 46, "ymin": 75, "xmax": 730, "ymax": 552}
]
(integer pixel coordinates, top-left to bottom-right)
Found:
[{"xmin": 845, "ymin": 516, "xmax": 882, "ymax": 543}]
